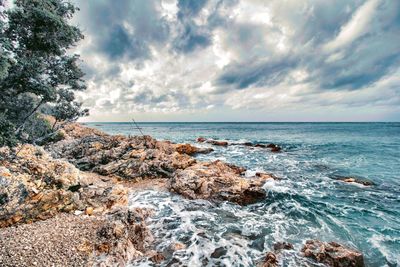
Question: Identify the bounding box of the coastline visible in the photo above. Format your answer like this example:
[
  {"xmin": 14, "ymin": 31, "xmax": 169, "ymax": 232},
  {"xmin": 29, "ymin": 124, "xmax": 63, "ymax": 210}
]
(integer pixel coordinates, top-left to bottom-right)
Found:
[{"xmin": 0, "ymin": 122, "xmax": 365, "ymax": 266}]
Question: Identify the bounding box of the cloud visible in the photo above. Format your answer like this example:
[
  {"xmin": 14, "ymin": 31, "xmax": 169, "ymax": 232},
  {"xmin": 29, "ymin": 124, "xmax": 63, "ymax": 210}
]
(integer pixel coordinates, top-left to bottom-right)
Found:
[
  {"xmin": 71, "ymin": 0, "xmax": 400, "ymax": 121},
  {"xmin": 323, "ymin": 0, "xmax": 381, "ymax": 52}
]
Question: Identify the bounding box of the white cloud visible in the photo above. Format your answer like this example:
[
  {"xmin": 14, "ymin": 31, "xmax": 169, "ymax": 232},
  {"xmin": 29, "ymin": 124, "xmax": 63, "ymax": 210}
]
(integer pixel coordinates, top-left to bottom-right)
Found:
[
  {"xmin": 73, "ymin": 0, "xmax": 400, "ymax": 122},
  {"xmin": 323, "ymin": 0, "xmax": 381, "ymax": 52}
]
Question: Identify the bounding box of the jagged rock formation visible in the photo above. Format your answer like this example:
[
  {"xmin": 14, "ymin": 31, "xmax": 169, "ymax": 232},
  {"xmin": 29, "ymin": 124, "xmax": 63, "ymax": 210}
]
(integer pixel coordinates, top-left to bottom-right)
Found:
[
  {"xmin": 169, "ymin": 160, "xmax": 276, "ymax": 205},
  {"xmin": 0, "ymin": 145, "xmax": 127, "ymax": 227},
  {"xmin": 47, "ymin": 124, "xmax": 198, "ymax": 180},
  {"xmin": 46, "ymin": 123, "xmax": 272, "ymax": 205},
  {"xmin": 301, "ymin": 240, "xmax": 365, "ymax": 267}
]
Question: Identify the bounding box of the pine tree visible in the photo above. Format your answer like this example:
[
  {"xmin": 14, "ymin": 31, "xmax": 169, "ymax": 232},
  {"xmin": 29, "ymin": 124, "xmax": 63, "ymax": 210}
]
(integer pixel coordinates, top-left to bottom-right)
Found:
[{"xmin": 0, "ymin": 0, "xmax": 88, "ymax": 146}]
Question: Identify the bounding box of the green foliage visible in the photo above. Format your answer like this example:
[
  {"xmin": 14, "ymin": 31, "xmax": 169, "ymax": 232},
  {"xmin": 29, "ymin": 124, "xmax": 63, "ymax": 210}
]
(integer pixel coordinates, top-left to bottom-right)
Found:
[
  {"xmin": 0, "ymin": 112, "xmax": 17, "ymax": 147},
  {"xmin": 0, "ymin": 0, "xmax": 88, "ymax": 147}
]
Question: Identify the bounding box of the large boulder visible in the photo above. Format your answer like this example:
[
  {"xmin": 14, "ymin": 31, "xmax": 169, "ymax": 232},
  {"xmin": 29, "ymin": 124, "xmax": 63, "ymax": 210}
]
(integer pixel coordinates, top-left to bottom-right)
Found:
[
  {"xmin": 0, "ymin": 145, "xmax": 128, "ymax": 227},
  {"xmin": 174, "ymin": 143, "xmax": 213, "ymax": 155},
  {"xmin": 169, "ymin": 160, "xmax": 274, "ymax": 205},
  {"xmin": 0, "ymin": 145, "xmax": 80, "ymax": 227},
  {"xmin": 301, "ymin": 240, "xmax": 365, "ymax": 267}
]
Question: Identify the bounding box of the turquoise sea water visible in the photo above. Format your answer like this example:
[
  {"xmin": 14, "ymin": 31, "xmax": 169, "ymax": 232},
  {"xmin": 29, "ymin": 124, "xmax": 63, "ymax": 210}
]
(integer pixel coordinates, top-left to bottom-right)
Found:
[{"xmin": 86, "ymin": 122, "xmax": 400, "ymax": 267}]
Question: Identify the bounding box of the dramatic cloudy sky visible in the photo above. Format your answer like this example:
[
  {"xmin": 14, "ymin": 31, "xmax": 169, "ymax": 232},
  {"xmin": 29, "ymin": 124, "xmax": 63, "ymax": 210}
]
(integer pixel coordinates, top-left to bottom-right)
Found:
[{"xmin": 71, "ymin": 0, "xmax": 400, "ymax": 122}]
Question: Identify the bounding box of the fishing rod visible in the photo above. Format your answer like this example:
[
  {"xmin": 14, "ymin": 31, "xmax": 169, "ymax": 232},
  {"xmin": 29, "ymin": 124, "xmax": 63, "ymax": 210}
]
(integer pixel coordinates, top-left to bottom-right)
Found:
[{"xmin": 131, "ymin": 117, "xmax": 145, "ymax": 137}]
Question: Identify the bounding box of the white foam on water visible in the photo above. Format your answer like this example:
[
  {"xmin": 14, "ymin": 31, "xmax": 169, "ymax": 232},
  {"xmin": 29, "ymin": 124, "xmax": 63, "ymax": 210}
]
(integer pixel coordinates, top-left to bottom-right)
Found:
[
  {"xmin": 368, "ymin": 234, "xmax": 400, "ymax": 266},
  {"xmin": 128, "ymin": 190, "xmax": 320, "ymax": 267}
]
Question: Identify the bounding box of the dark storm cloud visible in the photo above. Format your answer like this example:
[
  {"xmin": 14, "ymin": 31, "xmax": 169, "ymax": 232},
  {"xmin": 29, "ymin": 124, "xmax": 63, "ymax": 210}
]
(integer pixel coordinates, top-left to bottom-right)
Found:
[
  {"xmin": 216, "ymin": 58, "xmax": 298, "ymax": 90},
  {"xmin": 75, "ymin": 0, "xmax": 169, "ymax": 61},
  {"xmin": 100, "ymin": 24, "xmax": 149, "ymax": 60},
  {"xmin": 172, "ymin": 0, "xmax": 212, "ymax": 53}
]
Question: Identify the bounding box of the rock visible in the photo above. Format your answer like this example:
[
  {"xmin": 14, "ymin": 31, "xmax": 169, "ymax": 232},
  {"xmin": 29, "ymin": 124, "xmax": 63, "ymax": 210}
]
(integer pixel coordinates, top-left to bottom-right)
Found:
[
  {"xmin": 169, "ymin": 160, "xmax": 268, "ymax": 205},
  {"xmin": 0, "ymin": 145, "xmax": 78, "ymax": 227},
  {"xmin": 254, "ymin": 144, "xmax": 267, "ymax": 148},
  {"xmin": 338, "ymin": 177, "xmax": 374, "ymax": 186},
  {"xmin": 0, "ymin": 145, "xmax": 129, "ymax": 227},
  {"xmin": 174, "ymin": 143, "xmax": 213, "ymax": 155},
  {"xmin": 301, "ymin": 240, "xmax": 365, "ymax": 267},
  {"xmin": 273, "ymin": 241, "xmax": 294, "ymax": 251},
  {"xmin": 207, "ymin": 140, "xmax": 229, "ymax": 146},
  {"xmin": 46, "ymin": 125, "xmax": 198, "ymax": 181},
  {"xmin": 261, "ymin": 252, "xmax": 278, "ymax": 267},
  {"xmin": 169, "ymin": 242, "xmax": 186, "ymax": 251},
  {"xmin": 270, "ymin": 146, "xmax": 281, "ymax": 152},
  {"xmin": 85, "ymin": 207, "xmax": 93, "ymax": 216},
  {"xmin": 211, "ymin": 247, "xmax": 227, "ymax": 258},
  {"xmin": 255, "ymin": 172, "xmax": 277, "ymax": 180},
  {"xmin": 92, "ymin": 207, "xmax": 154, "ymax": 266},
  {"xmin": 243, "ymin": 142, "xmax": 254, "ymax": 146},
  {"xmin": 196, "ymin": 137, "xmax": 207, "ymax": 143},
  {"xmin": 149, "ymin": 252, "xmax": 165, "ymax": 264}
]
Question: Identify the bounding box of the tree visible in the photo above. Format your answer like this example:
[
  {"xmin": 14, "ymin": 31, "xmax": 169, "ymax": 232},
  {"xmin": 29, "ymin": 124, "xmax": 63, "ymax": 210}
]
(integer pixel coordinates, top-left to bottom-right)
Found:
[{"xmin": 0, "ymin": 0, "xmax": 87, "ymax": 146}]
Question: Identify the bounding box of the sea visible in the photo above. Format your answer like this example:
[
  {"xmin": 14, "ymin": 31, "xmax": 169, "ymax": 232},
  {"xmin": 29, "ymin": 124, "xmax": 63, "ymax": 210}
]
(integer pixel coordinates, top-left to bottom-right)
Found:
[{"xmin": 85, "ymin": 122, "xmax": 400, "ymax": 267}]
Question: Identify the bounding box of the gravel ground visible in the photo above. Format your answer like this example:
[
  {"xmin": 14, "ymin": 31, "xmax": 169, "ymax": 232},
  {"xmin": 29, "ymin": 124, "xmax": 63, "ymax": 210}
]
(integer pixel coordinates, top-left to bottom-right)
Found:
[{"xmin": 0, "ymin": 213, "xmax": 104, "ymax": 267}]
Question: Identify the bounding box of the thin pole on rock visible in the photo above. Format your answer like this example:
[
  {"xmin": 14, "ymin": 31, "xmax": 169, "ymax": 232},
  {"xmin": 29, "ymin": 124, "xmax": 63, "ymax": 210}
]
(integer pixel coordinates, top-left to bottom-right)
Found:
[{"xmin": 131, "ymin": 118, "xmax": 145, "ymax": 137}]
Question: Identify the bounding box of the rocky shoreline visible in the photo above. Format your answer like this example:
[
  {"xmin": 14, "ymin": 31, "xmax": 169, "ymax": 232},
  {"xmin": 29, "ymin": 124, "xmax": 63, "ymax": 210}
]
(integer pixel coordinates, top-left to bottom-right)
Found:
[{"xmin": 0, "ymin": 123, "xmax": 365, "ymax": 266}]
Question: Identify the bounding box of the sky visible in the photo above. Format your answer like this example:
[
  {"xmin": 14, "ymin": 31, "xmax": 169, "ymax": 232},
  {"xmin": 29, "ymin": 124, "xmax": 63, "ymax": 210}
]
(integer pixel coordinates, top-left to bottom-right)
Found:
[{"xmin": 71, "ymin": 0, "xmax": 400, "ymax": 122}]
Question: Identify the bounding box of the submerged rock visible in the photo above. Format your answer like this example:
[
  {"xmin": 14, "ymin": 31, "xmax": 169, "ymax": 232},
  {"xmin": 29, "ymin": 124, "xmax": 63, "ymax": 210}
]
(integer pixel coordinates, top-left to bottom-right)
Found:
[
  {"xmin": 169, "ymin": 160, "xmax": 274, "ymax": 205},
  {"xmin": 195, "ymin": 137, "xmax": 282, "ymax": 152},
  {"xmin": 273, "ymin": 241, "xmax": 294, "ymax": 251},
  {"xmin": 301, "ymin": 240, "xmax": 365, "ymax": 267},
  {"xmin": 337, "ymin": 177, "xmax": 374, "ymax": 186}
]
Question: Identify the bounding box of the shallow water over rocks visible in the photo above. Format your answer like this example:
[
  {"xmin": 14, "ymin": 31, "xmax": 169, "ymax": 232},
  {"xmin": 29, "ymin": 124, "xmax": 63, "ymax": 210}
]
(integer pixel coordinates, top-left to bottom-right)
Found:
[{"xmin": 90, "ymin": 122, "xmax": 400, "ymax": 266}]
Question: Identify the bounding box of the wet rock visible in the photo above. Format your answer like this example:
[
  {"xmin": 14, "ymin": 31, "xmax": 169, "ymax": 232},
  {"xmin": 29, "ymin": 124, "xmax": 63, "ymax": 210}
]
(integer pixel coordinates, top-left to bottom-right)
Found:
[
  {"xmin": 273, "ymin": 241, "xmax": 294, "ymax": 251},
  {"xmin": 211, "ymin": 247, "xmax": 227, "ymax": 258},
  {"xmin": 149, "ymin": 252, "xmax": 165, "ymax": 264},
  {"xmin": 92, "ymin": 207, "xmax": 154, "ymax": 266},
  {"xmin": 270, "ymin": 146, "xmax": 281, "ymax": 152},
  {"xmin": 207, "ymin": 140, "xmax": 229, "ymax": 146},
  {"xmin": 301, "ymin": 240, "xmax": 365, "ymax": 267},
  {"xmin": 255, "ymin": 172, "xmax": 277, "ymax": 180},
  {"xmin": 254, "ymin": 144, "xmax": 267, "ymax": 148},
  {"xmin": 169, "ymin": 160, "xmax": 269, "ymax": 205},
  {"xmin": 169, "ymin": 242, "xmax": 186, "ymax": 251},
  {"xmin": 196, "ymin": 137, "xmax": 207, "ymax": 143},
  {"xmin": 338, "ymin": 177, "xmax": 374, "ymax": 186},
  {"xmin": 261, "ymin": 252, "xmax": 278, "ymax": 267},
  {"xmin": 196, "ymin": 137, "xmax": 228, "ymax": 146},
  {"xmin": 174, "ymin": 143, "xmax": 213, "ymax": 155}
]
